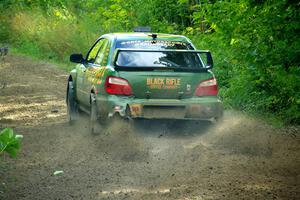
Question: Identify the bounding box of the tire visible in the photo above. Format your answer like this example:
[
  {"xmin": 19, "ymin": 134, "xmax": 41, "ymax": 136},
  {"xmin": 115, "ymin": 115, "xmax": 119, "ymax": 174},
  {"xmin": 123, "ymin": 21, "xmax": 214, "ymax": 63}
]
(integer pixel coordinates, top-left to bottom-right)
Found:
[
  {"xmin": 67, "ymin": 81, "xmax": 78, "ymax": 125},
  {"xmin": 89, "ymin": 94, "xmax": 100, "ymax": 135}
]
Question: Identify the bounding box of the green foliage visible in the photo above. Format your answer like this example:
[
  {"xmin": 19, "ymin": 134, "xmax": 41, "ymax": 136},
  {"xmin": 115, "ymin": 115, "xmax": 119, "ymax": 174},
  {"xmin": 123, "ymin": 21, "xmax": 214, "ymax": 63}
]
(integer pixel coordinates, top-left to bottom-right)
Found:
[
  {"xmin": 192, "ymin": 0, "xmax": 300, "ymax": 124},
  {"xmin": 0, "ymin": 128, "xmax": 23, "ymax": 157},
  {"xmin": 0, "ymin": 0, "xmax": 299, "ymax": 124}
]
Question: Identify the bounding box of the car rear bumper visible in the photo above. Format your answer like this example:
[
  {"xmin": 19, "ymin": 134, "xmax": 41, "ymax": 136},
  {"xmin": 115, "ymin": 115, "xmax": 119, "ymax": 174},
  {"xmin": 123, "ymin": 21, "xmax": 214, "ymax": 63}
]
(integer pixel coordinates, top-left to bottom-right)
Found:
[{"xmin": 96, "ymin": 95, "xmax": 223, "ymax": 120}]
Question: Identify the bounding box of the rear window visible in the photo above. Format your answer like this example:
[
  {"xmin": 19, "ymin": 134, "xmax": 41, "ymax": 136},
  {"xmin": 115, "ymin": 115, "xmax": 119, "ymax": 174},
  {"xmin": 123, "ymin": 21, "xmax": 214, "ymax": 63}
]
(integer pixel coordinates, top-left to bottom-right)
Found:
[
  {"xmin": 115, "ymin": 40, "xmax": 204, "ymax": 69},
  {"xmin": 116, "ymin": 51, "xmax": 203, "ymax": 68}
]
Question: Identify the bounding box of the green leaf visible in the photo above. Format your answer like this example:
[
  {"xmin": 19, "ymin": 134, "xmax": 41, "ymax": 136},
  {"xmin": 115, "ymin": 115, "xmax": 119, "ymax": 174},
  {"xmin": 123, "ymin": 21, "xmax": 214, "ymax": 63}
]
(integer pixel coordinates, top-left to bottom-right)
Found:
[{"xmin": 0, "ymin": 128, "xmax": 23, "ymax": 157}]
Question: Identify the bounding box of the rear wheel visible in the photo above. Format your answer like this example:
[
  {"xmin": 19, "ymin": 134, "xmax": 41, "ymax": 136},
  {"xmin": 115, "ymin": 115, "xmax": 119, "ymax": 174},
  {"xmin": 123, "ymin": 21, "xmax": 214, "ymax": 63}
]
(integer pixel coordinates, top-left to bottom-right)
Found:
[
  {"xmin": 67, "ymin": 81, "xmax": 78, "ymax": 125},
  {"xmin": 89, "ymin": 94, "xmax": 101, "ymax": 135}
]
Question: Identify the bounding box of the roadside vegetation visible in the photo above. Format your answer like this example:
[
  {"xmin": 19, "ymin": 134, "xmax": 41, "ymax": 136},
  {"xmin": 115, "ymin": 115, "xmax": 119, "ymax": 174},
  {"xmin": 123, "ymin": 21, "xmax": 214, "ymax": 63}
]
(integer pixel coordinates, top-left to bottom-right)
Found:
[{"xmin": 0, "ymin": 0, "xmax": 299, "ymax": 125}]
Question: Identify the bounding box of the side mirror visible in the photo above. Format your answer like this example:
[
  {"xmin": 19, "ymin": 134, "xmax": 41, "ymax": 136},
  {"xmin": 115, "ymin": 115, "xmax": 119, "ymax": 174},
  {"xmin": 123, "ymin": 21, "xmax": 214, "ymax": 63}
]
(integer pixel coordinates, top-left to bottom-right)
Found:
[
  {"xmin": 70, "ymin": 54, "xmax": 84, "ymax": 63},
  {"xmin": 199, "ymin": 51, "xmax": 213, "ymax": 69}
]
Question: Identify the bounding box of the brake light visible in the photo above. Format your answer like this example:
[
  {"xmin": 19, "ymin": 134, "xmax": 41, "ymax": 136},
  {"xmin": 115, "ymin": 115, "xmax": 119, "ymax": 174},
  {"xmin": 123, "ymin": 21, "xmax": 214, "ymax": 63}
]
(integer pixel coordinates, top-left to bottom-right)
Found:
[
  {"xmin": 105, "ymin": 76, "xmax": 133, "ymax": 96},
  {"xmin": 194, "ymin": 77, "xmax": 218, "ymax": 96}
]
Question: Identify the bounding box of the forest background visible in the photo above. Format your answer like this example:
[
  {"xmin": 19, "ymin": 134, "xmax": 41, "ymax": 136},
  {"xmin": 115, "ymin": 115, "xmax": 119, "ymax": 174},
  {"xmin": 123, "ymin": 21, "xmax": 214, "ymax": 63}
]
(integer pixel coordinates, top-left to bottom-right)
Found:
[{"xmin": 0, "ymin": 0, "xmax": 299, "ymax": 125}]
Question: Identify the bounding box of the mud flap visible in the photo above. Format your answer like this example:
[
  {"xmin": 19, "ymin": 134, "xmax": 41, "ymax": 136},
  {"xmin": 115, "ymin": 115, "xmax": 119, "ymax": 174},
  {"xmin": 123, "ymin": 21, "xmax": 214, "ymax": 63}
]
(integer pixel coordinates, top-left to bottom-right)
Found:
[{"xmin": 67, "ymin": 81, "xmax": 78, "ymax": 124}]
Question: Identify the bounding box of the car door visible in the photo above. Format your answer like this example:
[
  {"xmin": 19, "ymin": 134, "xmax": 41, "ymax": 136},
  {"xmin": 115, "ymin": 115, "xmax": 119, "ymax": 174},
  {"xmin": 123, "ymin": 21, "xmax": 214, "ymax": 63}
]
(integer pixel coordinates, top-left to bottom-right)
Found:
[
  {"xmin": 76, "ymin": 39, "xmax": 104, "ymax": 106},
  {"xmin": 81, "ymin": 39, "xmax": 110, "ymax": 107}
]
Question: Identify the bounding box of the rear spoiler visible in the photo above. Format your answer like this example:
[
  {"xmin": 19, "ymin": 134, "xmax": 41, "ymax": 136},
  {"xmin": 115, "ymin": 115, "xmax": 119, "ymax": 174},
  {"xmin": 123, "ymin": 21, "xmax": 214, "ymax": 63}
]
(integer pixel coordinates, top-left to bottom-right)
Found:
[{"xmin": 113, "ymin": 48, "xmax": 213, "ymax": 71}]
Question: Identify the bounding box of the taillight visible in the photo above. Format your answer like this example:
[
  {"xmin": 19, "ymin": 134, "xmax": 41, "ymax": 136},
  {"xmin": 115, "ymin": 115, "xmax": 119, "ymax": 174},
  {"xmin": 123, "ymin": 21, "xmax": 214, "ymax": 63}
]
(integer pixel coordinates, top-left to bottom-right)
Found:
[
  {"xmin": 105, "ymin": 76, "xmax": 133, "ymax": 96},
  {"xmin": 194, "ymin": 77, "xmax": 218, "ymax": 96}
]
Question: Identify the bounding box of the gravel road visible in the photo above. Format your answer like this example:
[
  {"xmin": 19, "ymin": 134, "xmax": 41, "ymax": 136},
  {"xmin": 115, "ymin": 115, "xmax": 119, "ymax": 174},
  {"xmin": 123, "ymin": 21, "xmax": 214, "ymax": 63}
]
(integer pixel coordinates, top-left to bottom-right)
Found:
[{"xmin": 0, "ymin": 55, "xmax": 299, "ymax": 200}]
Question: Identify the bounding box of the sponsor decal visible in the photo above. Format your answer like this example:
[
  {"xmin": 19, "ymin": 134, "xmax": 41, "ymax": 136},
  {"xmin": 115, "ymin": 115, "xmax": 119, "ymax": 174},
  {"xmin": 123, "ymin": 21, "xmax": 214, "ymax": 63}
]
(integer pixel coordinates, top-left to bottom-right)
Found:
[
  {"xmin": 146, "ymin": 78, "xmax": 181, "ymax": 89},
  {"xmin": 120, "ymin": 40, "xmax": 187, "ymax": 48},
  {"xmin": 186, "ymin": 84, "xmax": 191, "ymax": 92},
  {"xmin": 88, "ymin": 68, "xmax": 106, "ymax": 84},
  {"xmin": 130, "ymin": 104, "xmax": 142, "ymax": 116}
]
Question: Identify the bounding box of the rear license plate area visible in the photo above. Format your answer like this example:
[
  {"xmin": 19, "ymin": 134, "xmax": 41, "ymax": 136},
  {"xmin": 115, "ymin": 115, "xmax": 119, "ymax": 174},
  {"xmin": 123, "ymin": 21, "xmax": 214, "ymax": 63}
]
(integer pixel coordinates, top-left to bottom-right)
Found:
[{"xmin": 142, "ymin": 105, "xmax": 185, "ymax": 118}]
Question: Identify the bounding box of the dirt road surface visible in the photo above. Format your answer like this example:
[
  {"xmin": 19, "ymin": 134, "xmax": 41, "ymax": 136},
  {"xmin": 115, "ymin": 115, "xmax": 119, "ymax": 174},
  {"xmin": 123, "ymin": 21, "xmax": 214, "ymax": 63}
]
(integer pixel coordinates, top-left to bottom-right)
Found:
[{"xmin": 0, "ymin": 55, "xmax": 299, "ymax": 200}]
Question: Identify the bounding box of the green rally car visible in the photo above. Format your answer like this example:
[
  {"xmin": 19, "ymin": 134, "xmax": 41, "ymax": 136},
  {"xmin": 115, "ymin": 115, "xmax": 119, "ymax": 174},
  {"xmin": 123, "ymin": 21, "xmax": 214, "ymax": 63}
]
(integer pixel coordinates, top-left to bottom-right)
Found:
[{"xmin": 67, "ymin": 31, "xmax": 223, "ymax": 134}]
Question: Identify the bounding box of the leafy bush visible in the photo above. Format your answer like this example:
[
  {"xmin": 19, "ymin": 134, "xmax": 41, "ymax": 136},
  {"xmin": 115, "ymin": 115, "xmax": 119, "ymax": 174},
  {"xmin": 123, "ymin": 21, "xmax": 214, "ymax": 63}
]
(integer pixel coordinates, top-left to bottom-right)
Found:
[
  {"xmin": 192, "ymin": 0, "xmax": 300, "ymax": 124},
  {"xmin": 0, "ymin": 128, "xmax": 23, "ymax": 157}
]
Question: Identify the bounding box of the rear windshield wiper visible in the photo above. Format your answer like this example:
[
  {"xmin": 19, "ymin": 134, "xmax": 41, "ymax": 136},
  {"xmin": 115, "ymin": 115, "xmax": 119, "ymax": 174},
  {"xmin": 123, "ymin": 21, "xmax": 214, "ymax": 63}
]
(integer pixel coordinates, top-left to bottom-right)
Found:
[{"xmin": 156, "ymin": 57, "xmax": 180, "ymax": 68}]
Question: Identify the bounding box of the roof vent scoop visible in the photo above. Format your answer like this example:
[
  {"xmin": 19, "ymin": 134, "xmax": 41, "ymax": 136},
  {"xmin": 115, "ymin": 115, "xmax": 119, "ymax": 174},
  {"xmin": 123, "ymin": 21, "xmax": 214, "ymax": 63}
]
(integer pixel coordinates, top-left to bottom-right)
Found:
[
  {"xmin": 151, "ymin": 33, "xmax": 157, "ymax": 40},
  {"xmin": 134, "ymin": 26, "xmax": 151, "ymax": 32},
  {"xmin": 150, "ymin": 33, "xmax": 157, "ymax": 44}
]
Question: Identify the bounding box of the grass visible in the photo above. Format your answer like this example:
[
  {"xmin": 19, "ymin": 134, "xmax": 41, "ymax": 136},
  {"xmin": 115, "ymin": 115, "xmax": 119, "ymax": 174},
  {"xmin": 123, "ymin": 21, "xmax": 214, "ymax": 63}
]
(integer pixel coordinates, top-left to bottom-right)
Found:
[{"xmin": 10, "ymin": 46, "xmax": 75, "ymax": 72}]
